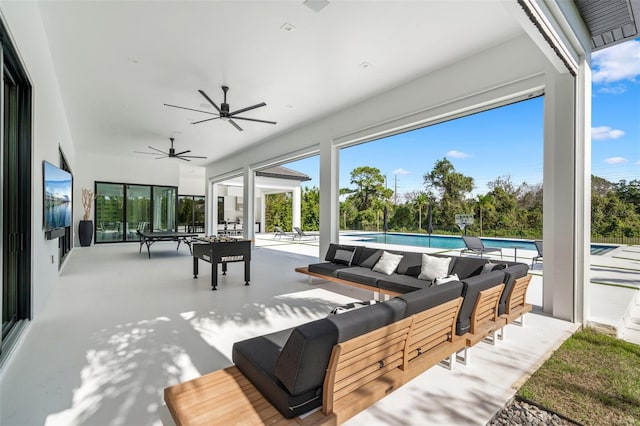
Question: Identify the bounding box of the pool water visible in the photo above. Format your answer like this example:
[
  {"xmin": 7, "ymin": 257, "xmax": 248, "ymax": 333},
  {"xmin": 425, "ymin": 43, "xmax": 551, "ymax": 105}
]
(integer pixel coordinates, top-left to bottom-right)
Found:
[{"xmin": 344, "ymin": 232, "xmax": 616, "ymax": 255}]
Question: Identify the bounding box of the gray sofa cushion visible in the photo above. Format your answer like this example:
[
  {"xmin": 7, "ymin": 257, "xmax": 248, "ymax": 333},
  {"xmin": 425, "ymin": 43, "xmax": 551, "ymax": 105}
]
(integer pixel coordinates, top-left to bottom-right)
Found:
[
  {"xmin": 398, "ymin": 280, "xmax": 464, "ymax": 316},
  {"xmin": 324, "ymin": 243, "xmax": 360, "ymax": 262},
  {"xmin": 450, "ymin": 256, "xmax": 489, "ymax": 279},
  {"xmin": 233, "ymin": 327, "xmax": 322, "ymax": 418},
  {"xmin": 336, "ymin": 266, "xmax": 386, "ymax": 287},
  {"xmin": 308, "ymin": 262, "xmax": 352, "ymax": 277},
  {"xmin": 328, "ymin": 298, "xmax": 407, "ymax": 342},
  {"xmin": 499, "ymin": 263, "xmax": 530, "ymax": 315},
  {"xmin": 273, "ymin": 318, "xmax": 339, "ymax": 396},
  {"xmin": 456, "ymin": 270, "xmax": 506, "ymax": 335},
  {"xmin": 273, "ymin": 298, "xmax": 407, "ymax": 397},
  {"xmin": 377, "ymin": 273, "xmax": 432, "ymax": 293},
  {"xmin": 355, "ymin": 247, "xmax": 383, "ymax": 268},
  {"xmin": 395, "ymin": 251, "xmax": 422, "ymax": 276}
]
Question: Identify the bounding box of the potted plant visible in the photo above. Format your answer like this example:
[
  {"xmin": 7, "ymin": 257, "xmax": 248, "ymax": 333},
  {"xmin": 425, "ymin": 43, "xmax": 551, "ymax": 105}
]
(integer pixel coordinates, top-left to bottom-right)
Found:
[{"xmin": 79, "ymin": 188, "xmax": 95, "ymax": 246}]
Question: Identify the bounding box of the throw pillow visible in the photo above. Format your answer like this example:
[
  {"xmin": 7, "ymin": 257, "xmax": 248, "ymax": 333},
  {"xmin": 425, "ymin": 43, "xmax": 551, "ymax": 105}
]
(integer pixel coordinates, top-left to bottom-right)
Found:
[
  {"xmin": 434, "ymin": 274, "xmax": 459, "ymax": 285},
  {"xmin": 333, "ymin": 247, "xmax": 356, "ymax": 266},
  {"xmin": 418, "ymin": 254, "xmax": 452, "ymax": 281},
  {"xmin": 372, "ymin": 251, "xmax": 404, "ymax": 275}
]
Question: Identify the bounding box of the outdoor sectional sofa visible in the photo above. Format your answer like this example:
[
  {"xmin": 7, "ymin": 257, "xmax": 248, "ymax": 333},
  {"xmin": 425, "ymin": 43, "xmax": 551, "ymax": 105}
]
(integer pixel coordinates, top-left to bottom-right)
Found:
[{"xmin": 164, "ymin": 243, "xmax": 531, "ymax": 425}]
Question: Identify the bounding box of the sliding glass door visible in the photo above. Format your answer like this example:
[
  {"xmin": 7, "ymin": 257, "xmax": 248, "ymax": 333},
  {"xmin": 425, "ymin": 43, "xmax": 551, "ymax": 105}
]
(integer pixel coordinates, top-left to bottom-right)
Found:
[
  {"xmin": 179, "ymin": 195, "xmax": 205, "ymax": 233},
  {"xmin": 152, "ymin": 186, "xmax": 176, "ymax": 232},
  {"xmin": 95, "ymin": 182, "xmax": 178, "ymax": 242},
  {"xmin": 126, "ymin": 185, "xmax": 151, "ymax": 240},
  {"xmin": 95, "ymin": 183, "xmax": 124, "ymax": 243}
]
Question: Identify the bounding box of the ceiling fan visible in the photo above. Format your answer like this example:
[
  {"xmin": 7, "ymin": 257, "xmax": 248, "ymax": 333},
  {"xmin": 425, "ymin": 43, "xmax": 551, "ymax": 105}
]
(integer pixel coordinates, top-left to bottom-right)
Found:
[
  {"xmin": 134, "ymin": 137, "xmax": 207, "ymax": 162},
  {"xmin": 164, "ymin": 85, "xmax": 277, "ymax": 131}
]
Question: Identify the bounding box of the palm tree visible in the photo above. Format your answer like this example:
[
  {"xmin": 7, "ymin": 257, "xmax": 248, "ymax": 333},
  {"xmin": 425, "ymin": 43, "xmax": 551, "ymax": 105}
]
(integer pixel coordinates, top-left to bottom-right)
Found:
[{"xmin": 414, "ymin": 192, "xmax": 428, "ymax": 232}]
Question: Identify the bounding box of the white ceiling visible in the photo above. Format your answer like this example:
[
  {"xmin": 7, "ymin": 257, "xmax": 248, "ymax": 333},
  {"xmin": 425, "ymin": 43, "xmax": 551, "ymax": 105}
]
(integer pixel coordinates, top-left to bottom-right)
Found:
[{"xmin": 37, "ymin": 1, "xmax": 524, "ymax": 166}]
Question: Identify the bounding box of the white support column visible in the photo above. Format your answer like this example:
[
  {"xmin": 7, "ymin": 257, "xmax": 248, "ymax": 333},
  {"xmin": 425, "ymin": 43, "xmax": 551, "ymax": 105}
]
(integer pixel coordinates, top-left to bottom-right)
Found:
[
  {"xmin": 574, "ymin": 56, "xmax": 592, "ymax": 325},
  {"xmin": 542, "ymin": 68, "xmax": 589, "ymax": 323},
  {"xmin": 319, "ymin": 140, "xmax": 340, "ymax": 260},
  {"xmin": 210, "ymin": 181, "xmax": 219, "ymax": 235},
  {"xmin": 243, "ymin": 166, "xmax": 255, "ymax": 243},
  {"xmin": 261, "ymin": 193, "xmax": 266, "ymax": 234},
  {"xmin": 292, "ymin": 186, "xmax": 301, "ymax": 230}
]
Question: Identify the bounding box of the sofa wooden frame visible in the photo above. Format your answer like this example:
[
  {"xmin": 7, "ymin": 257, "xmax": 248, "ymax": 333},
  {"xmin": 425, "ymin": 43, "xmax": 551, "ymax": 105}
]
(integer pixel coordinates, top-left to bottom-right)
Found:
[
  {"xmin": 164, "ymin": 276, "xmax": 532, "ymax": 425},
  {"xmin": 165, "ymin": 297, "xmax": 464, "ymax": 425},
  {"xmin": 295, "ymin": 266, "xmax": 401, "ymax": 297}
]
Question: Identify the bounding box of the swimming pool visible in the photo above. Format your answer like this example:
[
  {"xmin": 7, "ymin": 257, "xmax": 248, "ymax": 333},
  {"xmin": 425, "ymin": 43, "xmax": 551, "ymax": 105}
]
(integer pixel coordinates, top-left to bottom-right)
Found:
[{"xmin": 343, "ymin": 232, "xmax": 616, "ymax": 255}]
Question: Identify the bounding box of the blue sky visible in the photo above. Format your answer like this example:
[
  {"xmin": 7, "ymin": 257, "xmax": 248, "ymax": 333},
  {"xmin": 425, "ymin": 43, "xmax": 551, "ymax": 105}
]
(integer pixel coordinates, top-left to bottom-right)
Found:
[{"xmin": 287, "ymin": 38, "xmax": 639, "ymax": 198}]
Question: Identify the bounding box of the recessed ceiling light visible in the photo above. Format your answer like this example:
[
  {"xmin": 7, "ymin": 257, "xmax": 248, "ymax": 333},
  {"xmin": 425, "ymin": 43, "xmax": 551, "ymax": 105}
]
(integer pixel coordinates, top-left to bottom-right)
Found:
[
  {"xmin": 360, "ymin": 61, "xmax": 372, "ymax": 69},
  {"xmin": 280, "ymin": 22, "xmax": 296, "ymax": 32},
  {"xmin": 303, "ymin": 0, "xmax": 329, "ymax": 13}
]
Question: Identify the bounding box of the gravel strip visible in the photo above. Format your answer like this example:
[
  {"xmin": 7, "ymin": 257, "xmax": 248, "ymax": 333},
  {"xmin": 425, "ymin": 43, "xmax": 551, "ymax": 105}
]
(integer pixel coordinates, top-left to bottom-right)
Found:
[{"xmin": 488, "ymin": 398, "xmax": 581, "ymax": 426}]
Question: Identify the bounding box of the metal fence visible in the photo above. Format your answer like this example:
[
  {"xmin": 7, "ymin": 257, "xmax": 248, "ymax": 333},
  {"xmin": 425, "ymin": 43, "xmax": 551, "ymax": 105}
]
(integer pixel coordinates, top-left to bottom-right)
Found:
[{"xmin": 342, "ymin": 225, "xmax": 640, "ymax": 246}]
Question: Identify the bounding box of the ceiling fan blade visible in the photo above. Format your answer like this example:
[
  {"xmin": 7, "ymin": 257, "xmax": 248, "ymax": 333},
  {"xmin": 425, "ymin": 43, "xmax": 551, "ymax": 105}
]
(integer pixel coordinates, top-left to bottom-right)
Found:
[
  {"xmin": 174, "ymin": 150, "xmax": 191, "ymax": 156},
  {"xmin": 134, "ymin": 151, "xmax": 160, "ymax": 155},
  {"xmin": 228, "ymin": 119, "xmax": 243, "ymax": 131},
  {"xmin": 232, "ymin": 116, "xmax": 277, "ymax": 125},
  {"xmin": 155, "ymin": 156, "xmax": 167, "ymax": 159},
  {"xmin": 191, "ymin": 117, "xmax": 221, "ymax": 125},
  {"xmin": 177, "ymin": 156, "xmax": 191, "ymax": 162},
  {"xmin": 198, "ymin": 90, "xmax": 221, "ymax": 113},
  {"xmin": 179, "ymin": 155, "xmax": 208, "ymax": 159},
  {"xmin": 148, "ymin": 146, "xmax": 169, "ymax": 155},
  {"xmin": 229, "ymin": 102, "xmax": 266, "ymax": 117},
  {"xmin": 164, "ymin": 103, "xmax": 218, "ymax": 116}
]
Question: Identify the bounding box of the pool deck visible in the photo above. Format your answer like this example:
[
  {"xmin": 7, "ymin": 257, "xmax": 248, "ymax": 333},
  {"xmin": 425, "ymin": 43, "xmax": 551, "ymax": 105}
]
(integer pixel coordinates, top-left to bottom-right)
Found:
[{"xmin": 255, "ymin": 232, "xmax": 640, "ymax": 345}]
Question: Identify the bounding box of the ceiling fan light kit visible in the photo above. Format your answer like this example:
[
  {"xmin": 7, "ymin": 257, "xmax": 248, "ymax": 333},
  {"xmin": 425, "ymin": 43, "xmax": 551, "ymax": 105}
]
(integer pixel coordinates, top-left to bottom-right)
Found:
[
  {"xmin": 164, "ymin": 85, "xmax": 277, "ymax": 132},
  {"xmin": 134, "ymin": 137, "xmax": 207, "ymax": 162}
]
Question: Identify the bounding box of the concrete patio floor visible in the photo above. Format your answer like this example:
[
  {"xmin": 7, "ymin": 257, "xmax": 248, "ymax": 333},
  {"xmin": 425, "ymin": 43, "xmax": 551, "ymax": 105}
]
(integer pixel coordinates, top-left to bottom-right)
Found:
[{"xmin": 0, "ymin": 234, "xmax": 636, "ymax": 425}]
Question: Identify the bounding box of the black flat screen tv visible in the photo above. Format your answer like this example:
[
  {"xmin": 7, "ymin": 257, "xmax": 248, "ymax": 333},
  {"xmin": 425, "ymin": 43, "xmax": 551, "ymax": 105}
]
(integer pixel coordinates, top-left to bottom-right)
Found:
[{"xmin": 43, "ymin": 160, "xmax": 72, "ymax": 234}]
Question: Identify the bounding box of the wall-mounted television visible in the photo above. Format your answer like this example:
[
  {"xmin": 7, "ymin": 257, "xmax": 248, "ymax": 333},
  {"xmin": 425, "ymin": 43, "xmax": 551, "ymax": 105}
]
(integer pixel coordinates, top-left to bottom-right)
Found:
[{"xmin": 43, "ymin": 160, "xmax": 72, "ymax": 239}]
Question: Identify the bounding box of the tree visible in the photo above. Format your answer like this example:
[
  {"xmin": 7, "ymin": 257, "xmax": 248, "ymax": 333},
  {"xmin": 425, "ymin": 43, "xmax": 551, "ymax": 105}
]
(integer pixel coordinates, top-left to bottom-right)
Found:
[
  {"xmin": 423, "ymin": 158, "xmax": 474, "ymax": 229},
  {"xmin": 486, "ymin": 175, "xmax": 519, "ymax": 232},
  {"xmin": 476, "ymin": 194, "xmax": 494, "ymax": 237},
  {"xmin": 342, "ymin": 166, "xmax": 393, "ymax": 230},
  {"xmin": 265, "ymin": 192, "xmax": 292, "ymax": 232},
  {"xmin": 301, "ymin": 186, "xmax": 320, "ymax": 231}
]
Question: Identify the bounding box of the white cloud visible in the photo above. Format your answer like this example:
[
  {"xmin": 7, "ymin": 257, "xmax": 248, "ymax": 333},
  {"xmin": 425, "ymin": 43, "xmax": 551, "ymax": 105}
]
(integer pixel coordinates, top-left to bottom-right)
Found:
[
  {"xmin": 605, "ymin": 157, "xmax": 628, "ymax": 164},
  {"xmin": 392, "ymin": 168, "xmax": 410, "ymax": 175},
  {"xmin": 592, "ymin": 39, "xmax": 640, "ymax": 84},
  {"xmin": 596, "ymin": 84, "xmax": 627, "ymax": 95},
  {"xmin": 592, "ymin": 126, "xmax": 625, "ymax": 140},
  {"xmin": 446, "ymin": 150, "xmax": 470, "ymax": 159},
  {"xmin": 637, "ymin": 160, "xmax": 640, "ymax": 165}
]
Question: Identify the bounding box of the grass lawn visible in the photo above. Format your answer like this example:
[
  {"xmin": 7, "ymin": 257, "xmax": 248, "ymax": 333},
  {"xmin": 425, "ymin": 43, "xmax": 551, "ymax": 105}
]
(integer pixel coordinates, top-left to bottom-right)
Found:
[{"xmin": 518, "ymin": 327, "xmax": 640, "ymax": 425}]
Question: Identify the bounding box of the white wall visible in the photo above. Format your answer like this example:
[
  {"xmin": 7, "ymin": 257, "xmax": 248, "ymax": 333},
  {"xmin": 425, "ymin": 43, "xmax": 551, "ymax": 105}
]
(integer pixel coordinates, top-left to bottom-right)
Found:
[
  {"xmin": 1, "ymin": 2, "xmax": 76, "ymax": 317},
  {"xmin": 178, "ymin": 164, "xmax": 205, "ymax": 196},
  {"xmin": 73, "ymin": 152, "xmax": 181, "ymax": 243}
]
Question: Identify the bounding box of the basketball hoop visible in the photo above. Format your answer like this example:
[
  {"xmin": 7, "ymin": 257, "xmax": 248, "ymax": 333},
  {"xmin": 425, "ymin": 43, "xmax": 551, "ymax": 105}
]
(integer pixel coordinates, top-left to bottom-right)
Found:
[{"xmin": 455, "ymin": 214, "xmax": 475, "ymax": 231}]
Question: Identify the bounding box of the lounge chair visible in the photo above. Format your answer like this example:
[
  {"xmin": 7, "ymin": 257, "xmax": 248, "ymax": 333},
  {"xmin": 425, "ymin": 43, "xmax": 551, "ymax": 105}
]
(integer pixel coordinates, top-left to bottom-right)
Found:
[
  {"xmin": 293, "ymin": 226, "xmax": 317, "ymax": 241},
  {"xmin": 273, "ymin": 226, "xmax": 289, "ymax": 239},
  {"xmin": 531, "ymin": 240, "xmax": 543, "ymax": 267},
  {"xmin": 460, "ymin": 236, "xmax": 502, "ymax": 258}
]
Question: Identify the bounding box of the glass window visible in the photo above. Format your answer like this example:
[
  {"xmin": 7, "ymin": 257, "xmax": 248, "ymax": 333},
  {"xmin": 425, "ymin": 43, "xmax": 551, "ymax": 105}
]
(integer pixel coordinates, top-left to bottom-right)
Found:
[
  {"xmin": 179, "ymin": 195, "xmax": 205, "ymax": 233},
  {"xmin": 95, "ymin": 183, "xmax": 124, "ymax": 243},
  {"xmin": 126, "ymin": 185, "xmax": 151, "ymax": 240},
  {"xmin": 178, "ymin": 196, "xmax": 193, "ymax": 232},
  {"xmin": 153, "ymin": 186, "xmax": 176, "ymax": 231}
]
